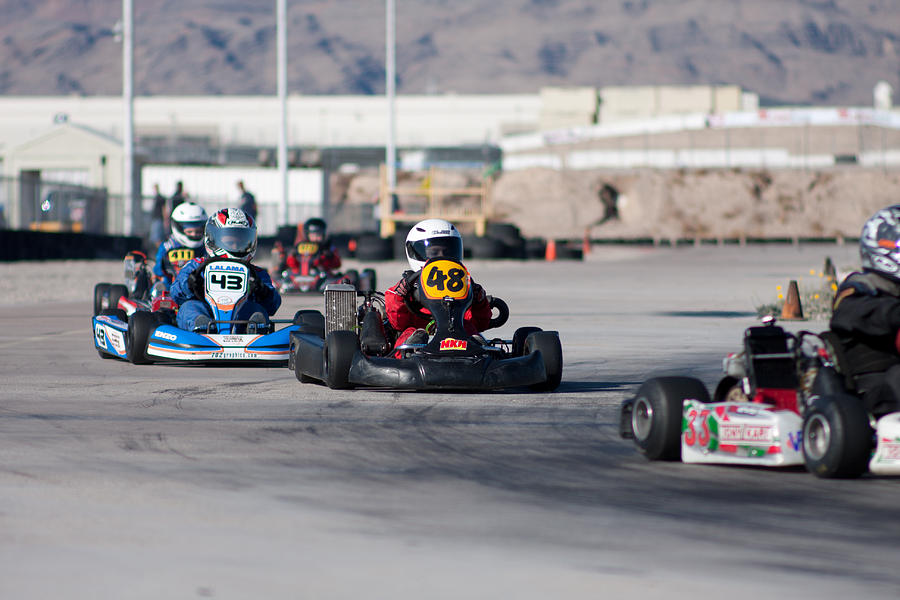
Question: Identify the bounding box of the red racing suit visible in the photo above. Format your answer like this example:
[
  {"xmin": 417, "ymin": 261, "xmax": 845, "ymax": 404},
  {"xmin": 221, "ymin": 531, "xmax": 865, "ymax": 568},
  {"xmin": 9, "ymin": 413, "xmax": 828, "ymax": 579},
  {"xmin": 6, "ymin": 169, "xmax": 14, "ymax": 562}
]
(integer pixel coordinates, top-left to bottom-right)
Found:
[
  {"xmin": 384, "ymin": 270, "xmax": 492, "ymax": 355},
  {"xmin": 284, "ymin": 238, "xmax": 341, "ymax": 274}
]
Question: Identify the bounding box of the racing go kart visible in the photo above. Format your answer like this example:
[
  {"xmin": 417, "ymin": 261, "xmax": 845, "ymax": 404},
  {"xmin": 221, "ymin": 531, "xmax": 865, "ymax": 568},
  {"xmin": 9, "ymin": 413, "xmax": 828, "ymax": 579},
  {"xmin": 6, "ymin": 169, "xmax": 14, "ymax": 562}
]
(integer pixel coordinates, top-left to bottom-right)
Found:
[
  {"xmin": 288, "ymin": 257, "xmax": 563, "ymax": 391},
  {"xmin": 619, "ymin": 317, "xmax": 900, "ymax": 478},
  {"xmin": 93, "ymin": 250, "xmax": 177, "ymax": 319},
  {"xmin": 93, "ymin": 257, "xmax": 299, "ymax": 364},
  {"xmin": 277, "ymin": 241, "xmax": 377, "ymax": 294}
]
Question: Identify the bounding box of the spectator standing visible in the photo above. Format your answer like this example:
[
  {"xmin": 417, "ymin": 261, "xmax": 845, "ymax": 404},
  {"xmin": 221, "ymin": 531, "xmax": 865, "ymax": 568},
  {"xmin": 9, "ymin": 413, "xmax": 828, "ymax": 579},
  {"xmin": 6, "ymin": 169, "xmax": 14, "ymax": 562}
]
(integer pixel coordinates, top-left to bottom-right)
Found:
[
  {"xmin": 170, "ymin": 181, "xmax": 186, "ymax": 213},
  {"xmin": 238, "ymin": 180, "xmax": 257, "ymax": 221},
  {"xmin": 149, "ymin": 183, "xmax": 167, "ymax": 246}
]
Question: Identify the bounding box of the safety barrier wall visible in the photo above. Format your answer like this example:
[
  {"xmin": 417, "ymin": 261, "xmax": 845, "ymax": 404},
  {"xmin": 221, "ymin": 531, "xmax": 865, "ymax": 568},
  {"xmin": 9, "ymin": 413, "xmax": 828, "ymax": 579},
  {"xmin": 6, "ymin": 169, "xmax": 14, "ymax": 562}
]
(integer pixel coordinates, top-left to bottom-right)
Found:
[{"xmin": 0, "ymin": 230, "xmax": 144, "ymax": 262}]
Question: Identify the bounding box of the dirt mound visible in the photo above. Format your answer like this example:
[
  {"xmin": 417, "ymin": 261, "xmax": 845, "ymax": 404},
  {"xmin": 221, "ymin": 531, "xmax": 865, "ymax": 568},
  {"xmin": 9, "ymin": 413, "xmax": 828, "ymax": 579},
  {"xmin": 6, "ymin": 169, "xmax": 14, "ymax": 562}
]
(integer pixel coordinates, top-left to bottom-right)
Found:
[{"xmin": 492, "ymin": 168, "xmax": 900, "ymax": 240}]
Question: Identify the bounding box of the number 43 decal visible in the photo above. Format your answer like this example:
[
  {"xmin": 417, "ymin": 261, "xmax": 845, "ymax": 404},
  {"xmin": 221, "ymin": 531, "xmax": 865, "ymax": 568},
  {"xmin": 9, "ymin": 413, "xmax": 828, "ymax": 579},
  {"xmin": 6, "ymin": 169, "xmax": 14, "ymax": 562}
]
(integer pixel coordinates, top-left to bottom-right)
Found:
[
  {"xmin": 208, "ymin": 273, "xmax": 245, "ymax": 291},
  {"xmin": 421, "ymin": 260, "xmax": 470, "ymax": 299}
]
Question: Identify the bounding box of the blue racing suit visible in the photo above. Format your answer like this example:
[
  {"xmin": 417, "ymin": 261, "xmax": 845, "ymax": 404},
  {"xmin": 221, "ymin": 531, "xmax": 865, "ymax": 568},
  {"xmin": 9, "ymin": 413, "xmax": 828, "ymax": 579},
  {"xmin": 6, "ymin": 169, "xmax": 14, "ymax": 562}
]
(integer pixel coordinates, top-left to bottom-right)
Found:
[
  {"xmin": 171, "ymin": 257, "xmax": 282, "ymax": 331},
  {"xmin": 153, "ymin": 238, "xmax": 206, "ymax": 289}
]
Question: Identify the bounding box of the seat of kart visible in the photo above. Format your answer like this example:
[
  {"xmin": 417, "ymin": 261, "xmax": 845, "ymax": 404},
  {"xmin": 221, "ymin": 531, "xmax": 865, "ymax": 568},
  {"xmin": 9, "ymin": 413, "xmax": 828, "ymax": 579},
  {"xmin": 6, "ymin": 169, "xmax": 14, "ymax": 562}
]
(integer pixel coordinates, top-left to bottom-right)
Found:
[{"xmin": 744, "ymin": 324, "xmax": 798, "ymax": 391}]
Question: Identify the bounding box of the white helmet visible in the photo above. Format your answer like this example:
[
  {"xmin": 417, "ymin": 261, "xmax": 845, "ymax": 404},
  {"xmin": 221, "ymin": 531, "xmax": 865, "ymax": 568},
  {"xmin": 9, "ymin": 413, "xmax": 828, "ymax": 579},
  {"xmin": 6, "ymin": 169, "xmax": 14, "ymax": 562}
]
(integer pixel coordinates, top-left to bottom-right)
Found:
[
  {"xmin": 170, "ymin": 202, "xmax": 208, "ymax": 249},
  {"xmin": 405, "ymin": 218, "xmax": 463, "ymax": 271}
]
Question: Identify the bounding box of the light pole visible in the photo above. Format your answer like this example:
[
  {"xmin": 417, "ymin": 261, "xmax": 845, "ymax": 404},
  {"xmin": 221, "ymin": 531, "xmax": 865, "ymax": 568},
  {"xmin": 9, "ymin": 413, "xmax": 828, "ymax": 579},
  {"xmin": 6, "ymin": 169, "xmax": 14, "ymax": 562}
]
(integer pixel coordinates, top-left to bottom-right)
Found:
[
  {"xmin": 277, "ymin": 0, "xmax": 289, "ymax": 226},
  {"xmin": 386, "ymin": 0, "xmax": 396, "ymax": 192},
  {"xmin": 122, "ymin": 0, "xmax": 134, "ymax": 235}
]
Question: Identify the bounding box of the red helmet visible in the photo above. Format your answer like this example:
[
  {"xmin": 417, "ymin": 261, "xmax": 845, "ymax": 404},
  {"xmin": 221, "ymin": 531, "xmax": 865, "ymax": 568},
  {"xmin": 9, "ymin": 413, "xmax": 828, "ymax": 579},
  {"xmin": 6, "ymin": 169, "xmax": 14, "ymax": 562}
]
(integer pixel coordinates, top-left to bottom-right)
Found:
[{"xmin": 204, "ymin": 208, "xmax": 257, "ymax": 261}]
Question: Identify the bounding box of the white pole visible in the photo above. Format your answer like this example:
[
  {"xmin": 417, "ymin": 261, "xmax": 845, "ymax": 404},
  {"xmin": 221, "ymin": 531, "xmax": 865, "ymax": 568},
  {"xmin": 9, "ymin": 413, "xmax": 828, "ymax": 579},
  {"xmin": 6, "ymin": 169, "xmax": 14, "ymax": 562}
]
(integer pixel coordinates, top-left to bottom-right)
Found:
[
  {"xmin": 386, "ymin": 0, "xmax": 396, "ymax": 191},
  {"xmin": 277, "ymin": 0, "xmax": 289, "ymax": 225},
  {"xmin": 122, "ymin": 0, "xmax": 134, "ymax": 235}
]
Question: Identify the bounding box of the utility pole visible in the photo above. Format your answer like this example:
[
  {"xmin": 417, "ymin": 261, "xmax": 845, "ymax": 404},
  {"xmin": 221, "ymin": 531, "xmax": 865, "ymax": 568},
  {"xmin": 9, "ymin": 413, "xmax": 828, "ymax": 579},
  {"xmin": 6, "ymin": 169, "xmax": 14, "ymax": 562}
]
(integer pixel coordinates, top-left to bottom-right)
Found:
[
  {"xmin": 122, "ymin": 0, "xmax": 134, "ymax": 235},
  {"xmin": 386, "ymin": 0, "xmax": 396, "ymax": 192},
  {"xmin": 277, "ymin": 0, "xmax": 289, "ymax": 225}
]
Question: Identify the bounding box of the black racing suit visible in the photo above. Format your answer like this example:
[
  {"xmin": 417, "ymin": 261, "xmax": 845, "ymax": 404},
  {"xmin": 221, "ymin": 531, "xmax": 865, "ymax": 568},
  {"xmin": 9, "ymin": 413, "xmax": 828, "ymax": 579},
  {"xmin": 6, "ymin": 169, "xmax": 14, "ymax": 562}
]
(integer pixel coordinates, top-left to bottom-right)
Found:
[{"xmin": 830, "ymin": 270, "xmax": 900, "ymax": 417}]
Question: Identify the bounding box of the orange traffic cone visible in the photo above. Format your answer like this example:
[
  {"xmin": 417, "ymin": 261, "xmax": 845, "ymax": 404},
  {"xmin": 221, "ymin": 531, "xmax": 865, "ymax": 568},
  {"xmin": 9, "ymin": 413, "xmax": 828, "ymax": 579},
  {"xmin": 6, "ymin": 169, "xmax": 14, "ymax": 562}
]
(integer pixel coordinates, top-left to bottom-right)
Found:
[
  {"xmin": 582, "ymin": 231, "xmax": 591, "ymax": 255},
  {"xmin": 545, "ymin": 239, "xmax": 557, "ymax": 261},
  {"xmin": 781, "ymin": 280, "xmax": 805, "ymax": 320}
]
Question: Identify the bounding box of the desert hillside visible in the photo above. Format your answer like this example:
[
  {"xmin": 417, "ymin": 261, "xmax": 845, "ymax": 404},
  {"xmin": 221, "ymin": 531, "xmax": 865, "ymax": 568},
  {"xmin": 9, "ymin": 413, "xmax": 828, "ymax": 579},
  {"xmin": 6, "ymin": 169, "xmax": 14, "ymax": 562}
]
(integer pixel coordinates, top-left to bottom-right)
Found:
[{"xmin": 1, "ymin": 0, "xmax": 898, "ymax": 106}]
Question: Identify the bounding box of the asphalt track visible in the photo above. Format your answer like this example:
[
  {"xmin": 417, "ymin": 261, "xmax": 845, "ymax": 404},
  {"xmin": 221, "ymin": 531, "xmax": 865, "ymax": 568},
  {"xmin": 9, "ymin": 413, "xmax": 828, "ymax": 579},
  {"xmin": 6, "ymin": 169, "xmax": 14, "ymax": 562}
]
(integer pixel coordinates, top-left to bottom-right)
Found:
[{"xmin": 2, "ymin": 244, "xmax": 899, "ymax": 599}]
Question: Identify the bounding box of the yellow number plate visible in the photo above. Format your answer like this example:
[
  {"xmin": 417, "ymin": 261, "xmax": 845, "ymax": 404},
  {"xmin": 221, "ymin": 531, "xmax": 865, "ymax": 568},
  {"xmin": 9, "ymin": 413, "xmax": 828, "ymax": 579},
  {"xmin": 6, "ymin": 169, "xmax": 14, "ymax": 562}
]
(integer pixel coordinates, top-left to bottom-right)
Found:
[
  {"xmin": 421, "ymin": 260, "xmax": 470, "ymax": 300},
  {"xmin": 167, "ymin": 248, "xmax": 195, "ymax": 265},
  {"xmin": 296, "ymin": 243, "xmax": 319, "ymax": 255}
]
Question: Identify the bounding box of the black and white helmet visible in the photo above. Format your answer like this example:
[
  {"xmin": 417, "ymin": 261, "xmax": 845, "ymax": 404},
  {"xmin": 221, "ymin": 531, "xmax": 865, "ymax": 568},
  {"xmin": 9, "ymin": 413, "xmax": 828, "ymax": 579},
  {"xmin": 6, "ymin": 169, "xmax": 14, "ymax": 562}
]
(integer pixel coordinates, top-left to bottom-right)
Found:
[
  {"xmin": 404, "ymin": 218, "xmax": 463, "ymax": 271},
  {"xmin": 860, "ymin": 205, "xmax": 900, "ymax": 279},
  {"xmin": 170, "ymin": 202, "xmax": 207, "ymax": 248},
  {"xmin": 204, "ymin": 208, "xmax": 257, "ymax": 261}
]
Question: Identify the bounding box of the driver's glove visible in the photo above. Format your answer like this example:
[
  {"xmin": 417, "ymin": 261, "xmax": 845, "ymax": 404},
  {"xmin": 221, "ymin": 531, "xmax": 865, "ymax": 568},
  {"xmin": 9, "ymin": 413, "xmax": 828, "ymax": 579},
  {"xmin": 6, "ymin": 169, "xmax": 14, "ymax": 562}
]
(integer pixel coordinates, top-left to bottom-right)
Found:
[
  {"xmin": 472, "ymin": 282, "xmax": 487, "ymax": 304},
  {"xmin": 255, "ymin": 280, "xmax": 273, "ymax": 303},
  {"xmin": 187, "ymin": 270, "xmax": 205, "ymax": 299},
  {"xmin": 394, "ymin": 269, "xmax": 419, "ymax": 299}
]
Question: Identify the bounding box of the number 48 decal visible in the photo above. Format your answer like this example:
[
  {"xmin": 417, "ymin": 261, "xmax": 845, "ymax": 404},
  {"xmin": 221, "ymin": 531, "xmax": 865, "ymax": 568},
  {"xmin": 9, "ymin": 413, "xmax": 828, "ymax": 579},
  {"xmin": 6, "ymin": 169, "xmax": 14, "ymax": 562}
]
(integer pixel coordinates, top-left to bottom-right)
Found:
[{"xmin": 422, "ymin": 260, "xmax": 470, "ymax": 299}]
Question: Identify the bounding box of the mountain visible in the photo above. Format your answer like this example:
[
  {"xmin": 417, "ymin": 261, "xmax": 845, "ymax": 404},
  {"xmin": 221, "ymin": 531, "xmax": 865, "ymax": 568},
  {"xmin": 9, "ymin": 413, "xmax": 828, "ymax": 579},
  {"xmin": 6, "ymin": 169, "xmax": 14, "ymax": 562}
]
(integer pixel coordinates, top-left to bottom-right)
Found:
[{"xmin": 1, "ymin": 0, "xmax": 898, "ymax": 106}]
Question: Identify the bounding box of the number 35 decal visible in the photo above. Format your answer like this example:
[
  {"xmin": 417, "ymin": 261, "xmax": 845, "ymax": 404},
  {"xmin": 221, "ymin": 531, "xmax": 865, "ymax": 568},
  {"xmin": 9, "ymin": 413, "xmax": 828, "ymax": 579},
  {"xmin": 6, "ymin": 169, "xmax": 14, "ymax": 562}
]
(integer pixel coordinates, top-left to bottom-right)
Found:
[{"xmin": 421, "ymin": 260, "xmax": 470, "ymax": 300}]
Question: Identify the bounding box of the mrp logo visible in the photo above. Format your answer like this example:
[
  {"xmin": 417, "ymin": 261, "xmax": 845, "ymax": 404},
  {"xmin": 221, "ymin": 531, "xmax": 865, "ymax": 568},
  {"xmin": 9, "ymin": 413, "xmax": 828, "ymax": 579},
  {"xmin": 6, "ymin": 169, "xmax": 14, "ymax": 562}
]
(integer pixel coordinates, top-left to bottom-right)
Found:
[{"xmin": 439, "ymin": 338, "xmax": 467, "ymax": 351}]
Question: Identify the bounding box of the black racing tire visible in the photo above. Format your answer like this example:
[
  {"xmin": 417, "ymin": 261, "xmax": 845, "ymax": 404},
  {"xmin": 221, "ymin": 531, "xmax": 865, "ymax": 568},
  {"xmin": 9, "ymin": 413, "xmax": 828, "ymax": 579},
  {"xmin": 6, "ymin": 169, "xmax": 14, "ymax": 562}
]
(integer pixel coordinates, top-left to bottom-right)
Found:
[
  {"xmin": 107, "ymin": 284, "xmax": 129, "ymax": 312},
  {"xmin": 344, "ymin": 268, "xmax": 360, "ymax": 289},
  {"xmin": 524, "ymin": 331, "xmax": 563, "ymax": 392},
  {"xmin": 512, "ymin": 326, "xmax": 542, "ymax": 357},
  {"xmin": 487, "ymin": 297, "xmax": 510, "ymax": 330},
  {"xmin": 293, "ymin": 309, "xmax": 326, "ymax": 338},
  {"xmin": 486, "ymin": 222, "xmax": 522, "ymax": 246},
  {"xmin": 324, "ymin": 330, "xmax": 358, "ymax": 389},
  {"xmin": 291, "ymin": 342, "xmax": 319, "ymax": 383},
  {"xmin": 97, "ymin": 308, "xmax": 128, "ymax": 359},
  {"xmin": 803, "ymin": 394, "xmax": 873, "ymax": 479},
  {"xmin": 93, "ymin": 283, "xmax": 111, "ymax": 316},
  {"xmin": 555, "ymin": 244, "xmax": 584, "ymax": 260},
  {"xmin": 468, "ymin": 236, "xmax": 505, "ymax": 259},
  {"xmin": 630, "ymin": 377, "xmax": 710, "ymax": 461},
  {"xmin": 359, "ymin": 268, "xmax": 377, "ymax": 293},
  {"xmin": 525, "ymin": 238, "xmax": 547, "ymax": 260},
  {"xmin": 127, "ymin": 311, "xmax": 157, "ymax": 365},
  {"xmin": 355, "ymin": 235, "xmax": 393, "ymax": 261}
]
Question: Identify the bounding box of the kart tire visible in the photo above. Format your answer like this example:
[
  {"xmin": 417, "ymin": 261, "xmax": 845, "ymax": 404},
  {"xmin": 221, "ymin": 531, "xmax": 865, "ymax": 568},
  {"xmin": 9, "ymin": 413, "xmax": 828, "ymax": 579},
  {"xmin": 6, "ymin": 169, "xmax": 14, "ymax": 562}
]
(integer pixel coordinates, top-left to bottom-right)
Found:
[
  {"xmin": 360, "ymin": 268, "xmax": 377, "ymax": 293},
  {"xmin": 355, "ymin": 235, "xmax": 393, "ymax": 261},
  {"xmin": 803, "ymin": 394, "xmax": 873, "ymax": 479},
  {"xmin": 468, "ymin": 236, "xmax": 505, "ymax": 259},
  {"xmin": 631, "ymin": 377, "xmax": 710, "ymax": 461},
  {"xmin": 97, "ymin": 308, "xmax": 128, "ymax": 359},
  {"xmin": 93, "ymin": 283, "xmax": 111, "ymax": 316},
  {"xmin": 291, "ymin": 342, "xmax": 318, "ymax": 384},
  {"xmin": 108, "ymin": 284, "xmax": 129, "ymax": 312},
  {"xmin": 512, "ymin": 327, "xmax": 542, "ymax": 357},
  {"xmin": 344, "ymin": 269, "xmax": 360, "ymax": 289},
  {"xmin": 524, "ymin": 331, "xmax": 562, "ymax": 392},
  {"xmin": 488, "ymin": 297, "xmax": 510, "ymax": 330},
  {"xmin": 127, "ymin": 311, "xmax": 157, "ymax": 365},
  {"xmin": 293, "ymin": 309, "xmax": 326, "ymax": 338},
  {"xmin": 324, "ymin": 330, "xmax": 358, "ymax": 389}
]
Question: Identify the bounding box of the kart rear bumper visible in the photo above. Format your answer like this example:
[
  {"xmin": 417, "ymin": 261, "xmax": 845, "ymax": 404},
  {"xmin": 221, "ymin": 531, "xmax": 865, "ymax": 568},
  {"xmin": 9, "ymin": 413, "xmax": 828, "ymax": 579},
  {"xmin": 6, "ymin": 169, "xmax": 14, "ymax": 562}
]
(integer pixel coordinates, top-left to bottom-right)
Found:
[
  {"xmin": 348, "ymin": 352, "xmax": 547, "ymax": 390},
  {"xmin": 289, "ymin": 331, "xmax": 548, "ymax": 390}
]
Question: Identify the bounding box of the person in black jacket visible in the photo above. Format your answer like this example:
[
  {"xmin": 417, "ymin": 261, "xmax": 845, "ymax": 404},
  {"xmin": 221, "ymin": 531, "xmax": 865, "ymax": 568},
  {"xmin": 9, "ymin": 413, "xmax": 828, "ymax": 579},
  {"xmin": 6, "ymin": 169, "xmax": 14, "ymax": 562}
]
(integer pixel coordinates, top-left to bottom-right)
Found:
[{"xmin": 831, "ymin": 205, "xmax": 900, "ymax": 418}]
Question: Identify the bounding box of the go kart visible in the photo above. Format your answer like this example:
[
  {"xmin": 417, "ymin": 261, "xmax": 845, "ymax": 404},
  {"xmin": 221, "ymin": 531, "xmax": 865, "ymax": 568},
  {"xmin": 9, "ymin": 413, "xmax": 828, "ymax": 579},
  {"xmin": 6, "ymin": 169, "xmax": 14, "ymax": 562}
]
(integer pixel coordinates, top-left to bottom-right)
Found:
[
  {"xmin": 619, "ymin": 317, "xmax": 900, "ymax": 478},
  {"xmin": 288, "ymin": 257, "xmax": 563, "ymax": 391},
  {"xmin": 93, "ymin": 250, "xmax": 177, "ymax": 319},
  {"xmin": 277, "ymin": 242, "xmax": 376, "ymax": 294},
  {"xmin": 93, "ymin": 257, "xmax": 299, "ymax": 364}
]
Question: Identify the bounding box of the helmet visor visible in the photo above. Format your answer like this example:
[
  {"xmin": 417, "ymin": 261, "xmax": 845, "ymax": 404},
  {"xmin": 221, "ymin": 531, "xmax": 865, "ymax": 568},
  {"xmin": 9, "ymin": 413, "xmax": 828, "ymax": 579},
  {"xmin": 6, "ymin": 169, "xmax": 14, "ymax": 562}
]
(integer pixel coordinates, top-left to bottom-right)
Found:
[
  {"xmin": 212, "ymin": 227, "xmax": 257, "ymax": 258},
  {"xmin": 175, "ymin": 219, "xmax": 207, "ymax": 242},
  {"xmin": 409, "ymin": 236, "xmax": 463, "ymax": 264}
]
